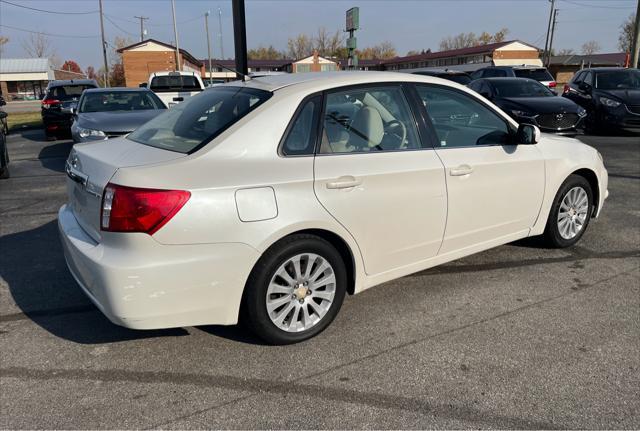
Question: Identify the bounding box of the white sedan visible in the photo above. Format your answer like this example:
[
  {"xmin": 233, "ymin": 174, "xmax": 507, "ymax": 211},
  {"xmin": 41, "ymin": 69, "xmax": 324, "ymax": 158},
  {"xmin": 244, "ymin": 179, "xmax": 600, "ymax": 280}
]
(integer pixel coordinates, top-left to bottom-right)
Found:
[{"xmin": 58, "ymin": 72, "xmax": 608, "ymax": 344}]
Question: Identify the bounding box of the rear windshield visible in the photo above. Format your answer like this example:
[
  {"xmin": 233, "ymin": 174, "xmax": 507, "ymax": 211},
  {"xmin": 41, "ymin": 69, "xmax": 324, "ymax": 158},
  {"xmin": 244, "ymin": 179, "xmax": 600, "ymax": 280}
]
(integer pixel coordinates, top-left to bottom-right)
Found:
[
  {"xmin": 150, "ymin": 75, "xmax": 202, "ymax": 92},
  {"xmin": 127, "ymin": 86, "xmax": 272, "ymax": 154},
  {"xmin": 47, "ymin": 85, "xmax": 95, "ymax": 101},
  {"xmin": 595, "ymin": 69, "xmax": 640, "ymax": 90},
  {"xmin": 492, "ymin": 80, "xmax": 555, "ymax": 98},
  {"xmin": 79, "ymin": 91, "xmax": 166, "ymax": 113},
  {"xmin": 513, "ymin": 68, "xmax": 554, "ymax": 82},
  {"xmin": 442, "ymin": 74, "xmax": 471, "ymax": 85}
]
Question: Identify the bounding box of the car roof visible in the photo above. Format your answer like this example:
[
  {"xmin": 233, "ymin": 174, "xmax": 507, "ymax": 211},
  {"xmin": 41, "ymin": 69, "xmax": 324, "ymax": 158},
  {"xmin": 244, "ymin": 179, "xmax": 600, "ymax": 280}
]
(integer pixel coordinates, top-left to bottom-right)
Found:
[
  {"xmin": 82, "ymin": 87, "xmax": 152, "ymax": 93},
  {"xmin": 47, "ymin": 79, "xmax": 97, "ymax": 87},
  {"xmin": 414, "ymin": 69, "xmax": 469, "ymax": 75},
  {"xmin": 481, "ymin": 77, "xmax": 540, "ymax": 83},
  {"xmin": 222, "ymin": 71, "xmax": 462, "ymax": 93},
  {"xmin": 581, "ymin": 67, "xmax": 631, "ymax": 72}
]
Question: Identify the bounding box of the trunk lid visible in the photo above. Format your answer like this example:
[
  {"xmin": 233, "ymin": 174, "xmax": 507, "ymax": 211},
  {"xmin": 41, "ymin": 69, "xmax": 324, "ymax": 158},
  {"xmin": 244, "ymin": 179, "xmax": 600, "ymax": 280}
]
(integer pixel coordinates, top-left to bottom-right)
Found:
[{"xmin": 65, "ymin": 137, "xmax": 185, "ymax": 242}]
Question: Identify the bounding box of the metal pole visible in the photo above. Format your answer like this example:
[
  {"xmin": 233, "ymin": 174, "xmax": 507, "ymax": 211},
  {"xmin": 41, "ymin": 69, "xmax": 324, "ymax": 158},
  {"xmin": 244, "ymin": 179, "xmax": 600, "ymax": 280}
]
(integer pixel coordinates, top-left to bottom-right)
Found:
[
  {"xmin": 205, "ymin": 11, "xmax": 213, "ymax": 85},
  {"xmin": 134, "ymin": 16, "xmax": 148, "ymax": 42},
  {"xmin": 171, "ymin": 0, "xmax": 181, "ymax": 71},
  {"xmin": 543, "ymin": 0, "xmax": 555, "ymax": 66},
  {"xmin": 218, "ymin": 7, "xmax": 225, "ymax": 60},
  {"xmin": 232, "ymin": 0, "xmax": 248, "ymax": 79},
  {"xmin": 98, "ymin": 0, "xmax": 109, "ymax": 87},
  {"xmin": 546, "ymin": 8, "xmax": 558, "ymax": 67},
  {"xmin": 630, "ymin": 0, "xmax": 640, "ymax": 69}
]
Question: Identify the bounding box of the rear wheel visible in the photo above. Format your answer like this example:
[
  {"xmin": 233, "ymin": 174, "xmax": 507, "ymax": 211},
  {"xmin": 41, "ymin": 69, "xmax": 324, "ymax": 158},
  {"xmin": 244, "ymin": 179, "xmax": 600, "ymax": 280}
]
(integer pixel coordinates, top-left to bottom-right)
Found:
[
  {"xmin": 241, "ymin": 234, "xmax": 347, "ymax": 345},
  {"xmin": 543, "ymin": 174, "xmax": 593, "ymax": 248}
]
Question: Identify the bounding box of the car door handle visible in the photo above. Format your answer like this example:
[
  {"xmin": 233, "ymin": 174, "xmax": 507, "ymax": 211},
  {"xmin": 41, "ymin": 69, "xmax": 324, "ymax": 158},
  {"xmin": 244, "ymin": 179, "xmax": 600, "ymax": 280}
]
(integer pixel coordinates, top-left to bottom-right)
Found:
[
  {"xmin": 450, "ymin": 165, "xmax": 474, "ymax": 176},
  {"xmin": 326, "ymin": 176, "xmax": 362, "ymax": 189}
]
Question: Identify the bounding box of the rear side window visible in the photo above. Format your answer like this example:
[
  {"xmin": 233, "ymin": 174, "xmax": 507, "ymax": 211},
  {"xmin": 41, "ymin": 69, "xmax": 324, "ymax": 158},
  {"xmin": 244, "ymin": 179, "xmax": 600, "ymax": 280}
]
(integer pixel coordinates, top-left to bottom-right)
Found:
[
  {"xmin": 281, "ymin": 96, "xmax": 321, "ymax": 156},
  {"xmin": 572, "ymin": 71, "xmax": 585, "ymax": 84},
  {"xmin": 47, "ymin": 85, "xmax": 95, "ymax": 101},
  {"xmin": 128, "ymin": 86, "xmax": 272, "ymax": 154},
  {"xmin": 150, "ymin": 75, "xmax": 202, "ymax": 92},
  {"xmin": 514, "ymin": 68, "xmax": 554, "ymax": 82}
]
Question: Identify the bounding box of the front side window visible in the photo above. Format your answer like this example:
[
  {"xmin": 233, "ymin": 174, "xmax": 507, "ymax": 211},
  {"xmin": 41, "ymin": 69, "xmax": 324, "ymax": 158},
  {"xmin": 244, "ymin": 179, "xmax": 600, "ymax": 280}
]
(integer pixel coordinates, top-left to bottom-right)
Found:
[
  {"xmin": 595, "ymin": 69, "xmax": 640, "ymax": 90},
  {"xmin": 319, "ymin": 85, "xmax": 421, "ymax": 154},
  {"xmin": 281, "ymin": 96, "xmax": 321, "ymax": 156},
  {"xmin": 415, "ymin": 85, "xmax": 512, "ymax": 148},
  {"xmin": 128, "ymin": 86, "xmax": 272, "ymax": 154},
  {"xmin": 79, "ymin": 91, "xmax": 165, "ymax": 113}
]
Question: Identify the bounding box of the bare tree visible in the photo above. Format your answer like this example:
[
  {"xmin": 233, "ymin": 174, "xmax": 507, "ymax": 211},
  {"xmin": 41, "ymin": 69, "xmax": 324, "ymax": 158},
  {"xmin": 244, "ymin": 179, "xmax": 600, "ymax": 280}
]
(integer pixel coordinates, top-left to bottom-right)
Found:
[
  {"xmin": 247, "ymin": 45, "xmax": 285, "ymax": 60},
  {"xmin": 439, "ymin": 28, "xmax": 509, "ymax": 51},
  {"xmin": 314, "ymin": 27, "xmax": 344, "ymax": 58},
  {"xmin": 556, "ymin": 48, "xmax": 575, "ymax": 56},
  {"xmin": 21, "ymin": 33, "xmax": 55, "ymax": 58},
  {"xmin": 0, "ymin": 36, "xmax": 8, "ymax": 55},
  {"xmin": 618, "ymin": 13, "xmax": 636, "ymax": 52},
  {"xmin": 287, "ymin": 34, "xmax": 314, "ymax": 59},
  {"xmin": 359, "ymin": 41, "xmax": 397, "ymax": 60},
  {"xmin": 581, "ymin": 40, "xmax": 601, "ymax": 55}
]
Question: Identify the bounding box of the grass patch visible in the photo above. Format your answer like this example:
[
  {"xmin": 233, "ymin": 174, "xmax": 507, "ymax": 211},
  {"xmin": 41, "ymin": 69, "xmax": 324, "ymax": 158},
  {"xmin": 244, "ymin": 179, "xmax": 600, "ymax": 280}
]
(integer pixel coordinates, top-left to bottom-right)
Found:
[{"xmin": 7, "ymin": 111, "xmax": 42, "ymax": 132}]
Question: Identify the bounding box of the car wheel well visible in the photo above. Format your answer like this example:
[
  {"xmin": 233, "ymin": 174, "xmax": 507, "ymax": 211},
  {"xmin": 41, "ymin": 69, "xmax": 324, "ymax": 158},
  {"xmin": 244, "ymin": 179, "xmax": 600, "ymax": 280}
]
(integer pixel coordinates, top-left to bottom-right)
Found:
[
  {"xmin": 282, "ymin": 229, "xmax": 356, "ymax": 295},
  {"xmin": 571, "ymin": 168, "xmax": 599, "ymax": 216}
]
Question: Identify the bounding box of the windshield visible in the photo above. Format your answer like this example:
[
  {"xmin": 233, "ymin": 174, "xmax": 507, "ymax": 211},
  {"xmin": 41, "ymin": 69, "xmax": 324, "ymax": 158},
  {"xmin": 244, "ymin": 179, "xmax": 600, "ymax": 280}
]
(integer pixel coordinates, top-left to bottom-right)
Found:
[
  {"xmin": 47, "ymin": 85, "xmax": 95, "ymax": 101},
  {"xmin": 513, "ymin": 68, "xmax": 554, "ymax": 82},
  {"xmin": 150, "ymin": 75, "xmax": 202, "ymax": 92},
  {"xmin": 492, "ymin": 80, "xmax": 555, "ymax": 98},
  {"xmin": 127, "ymin": 86, "xmax": 272, "ymax": 154},
  {"xmin": 79, "ymin": 91, "xmax": 165, "ymax": 113},
  {"xmin": 595, "ymin": 70, "xmax": 640, "ymax": 90}
]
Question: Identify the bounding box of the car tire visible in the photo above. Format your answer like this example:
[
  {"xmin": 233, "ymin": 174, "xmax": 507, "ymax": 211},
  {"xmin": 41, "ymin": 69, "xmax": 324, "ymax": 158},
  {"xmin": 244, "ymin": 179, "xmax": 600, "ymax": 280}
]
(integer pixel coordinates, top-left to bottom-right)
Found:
[
  {"xmin": 241, "ymin": 234, "xmax": 347, "ymax": 345},
  {"xmin": 543, "ymin": 174, "xmax": 593, "ymax": 248}
]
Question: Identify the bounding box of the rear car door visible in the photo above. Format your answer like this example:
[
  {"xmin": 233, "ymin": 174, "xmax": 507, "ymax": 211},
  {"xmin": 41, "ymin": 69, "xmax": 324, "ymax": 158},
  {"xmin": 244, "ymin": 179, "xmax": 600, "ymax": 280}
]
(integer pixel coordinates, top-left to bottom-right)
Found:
[
  {"xmin": 313, "ymin": 84, "xmax": 447, "ymax": 275},
  {"xmin": 414, "ymin": 84, "xmax": 545, "ymax": 254}
]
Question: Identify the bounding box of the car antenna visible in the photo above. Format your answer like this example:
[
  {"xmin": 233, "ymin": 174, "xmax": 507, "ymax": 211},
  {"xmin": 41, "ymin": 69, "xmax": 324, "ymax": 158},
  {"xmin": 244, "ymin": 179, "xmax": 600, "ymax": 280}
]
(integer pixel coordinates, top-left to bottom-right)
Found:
[{"xmin": 214, "ymin": 63, "xmax": 252, "ymax": 82}]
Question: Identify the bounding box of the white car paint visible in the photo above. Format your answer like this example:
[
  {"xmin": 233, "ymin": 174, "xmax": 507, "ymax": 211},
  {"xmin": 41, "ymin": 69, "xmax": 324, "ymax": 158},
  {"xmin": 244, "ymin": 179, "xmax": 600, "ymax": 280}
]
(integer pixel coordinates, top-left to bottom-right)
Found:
[
  {"xmin": 58, "ymin": 71, "xmax": 608, "ymax": 331},
  {"xmin": 147, "ymin": 71, "xmax": 205, "ymax": 108}
]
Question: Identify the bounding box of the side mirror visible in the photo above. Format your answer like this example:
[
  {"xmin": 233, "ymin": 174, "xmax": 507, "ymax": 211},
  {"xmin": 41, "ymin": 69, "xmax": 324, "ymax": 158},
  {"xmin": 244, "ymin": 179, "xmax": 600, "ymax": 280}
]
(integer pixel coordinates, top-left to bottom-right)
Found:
[
  {"xmin": 0, "ymin": 97, "xmax": 6, "ymax": 107},
  {"xmin": 516, "ymin": 123, "xmax": 540, "ymax": 145},
  {"xmin": 578, "ymin": 82, "xmax": 591, "ymax": 92},
  {"xmin": 0, "ymin": 111, "xmax": 7, "ymax": 119},
  {"xmin": 139, "ymin": 83, "xmax": 148, "ymax": 88}
]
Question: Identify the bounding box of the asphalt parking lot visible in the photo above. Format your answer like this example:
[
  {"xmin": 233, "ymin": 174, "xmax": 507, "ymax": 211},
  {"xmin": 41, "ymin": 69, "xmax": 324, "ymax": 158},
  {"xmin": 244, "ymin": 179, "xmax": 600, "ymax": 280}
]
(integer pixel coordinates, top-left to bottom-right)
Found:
[{"xmin": 0, "ymin": 128, "xmax": 638, "ymax": 429}]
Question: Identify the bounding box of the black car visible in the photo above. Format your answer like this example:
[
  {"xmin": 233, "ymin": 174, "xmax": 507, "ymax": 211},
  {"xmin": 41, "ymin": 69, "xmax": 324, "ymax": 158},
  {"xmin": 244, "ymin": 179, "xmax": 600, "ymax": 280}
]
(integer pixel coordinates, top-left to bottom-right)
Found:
[
  {"xmin": 412, "ymin": 69, "xmax": 472, "ymax": 85},
  {"xmin": 562, "ymin": 67, "xmax": 640, "ymax": 134},
  {"xmin": 0, "ymin": 95, "xmax": 7, "ymax": 135},
  {"xmin": 0, "ymin": 111, "xmax": 9, "ymax": 179},
  {"xmin": 468, "ymin": 77, "xmax": 586, "ymax": 135},
  {"xmin": 41, "ymin": 79, "xmax": 98, "ymax": 139},
  {"xmin": 470, "ymin": 66, "xmax": 557, "ymax": 90}
]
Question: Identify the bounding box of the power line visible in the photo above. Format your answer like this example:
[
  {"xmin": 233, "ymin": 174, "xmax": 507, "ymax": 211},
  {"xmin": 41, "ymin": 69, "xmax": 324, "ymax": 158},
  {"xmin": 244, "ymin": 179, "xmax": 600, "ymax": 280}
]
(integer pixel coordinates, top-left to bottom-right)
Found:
[
  {"xmin": 104, "ymin": 15, "xmax": 138, "ymax": 37},
  {"xmin": 0, "ymin": 0, "xmax": 98, "ymax": 15},
  {"xmin": 560, "ymin": 0, "xmax": 636, "ymax": 9},
  {"xmin": 0, "ymin": 24, "xmax": 98, "ymax": 38}
]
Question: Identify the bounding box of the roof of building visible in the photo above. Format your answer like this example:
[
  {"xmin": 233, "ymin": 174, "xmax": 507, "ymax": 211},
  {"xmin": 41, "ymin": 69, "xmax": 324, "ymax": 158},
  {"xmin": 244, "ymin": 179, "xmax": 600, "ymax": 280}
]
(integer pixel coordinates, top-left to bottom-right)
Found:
[
  {"xmin": 382, "ymin": 40, "xmax": 539, "ymax": 66},
  {"xmin": 549, "ymin": 52, "xmax": 627, "ymax": 66},
  {"xmin": 117, "ymin": 39, "xmax": 203, "ymax": 67},
  {"xmin": 0, "ymin": 58, "xmax": 51, "ymax": 74}
]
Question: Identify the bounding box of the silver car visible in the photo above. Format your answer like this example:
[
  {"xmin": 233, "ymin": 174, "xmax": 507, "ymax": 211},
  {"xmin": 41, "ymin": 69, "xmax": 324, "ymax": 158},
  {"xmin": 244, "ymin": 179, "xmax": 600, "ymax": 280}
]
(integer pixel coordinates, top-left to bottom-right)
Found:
[{"xmin": 71, "ymin": 88, "xmax": 166, "ymax": 142}]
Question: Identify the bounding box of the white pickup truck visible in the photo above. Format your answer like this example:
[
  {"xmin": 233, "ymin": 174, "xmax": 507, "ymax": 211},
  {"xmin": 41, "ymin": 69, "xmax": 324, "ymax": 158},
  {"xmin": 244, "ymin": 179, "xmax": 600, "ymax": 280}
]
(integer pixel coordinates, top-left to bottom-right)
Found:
[{"xmin": 145, "ymin": 71, "xmax": 205, "ymax": 108}]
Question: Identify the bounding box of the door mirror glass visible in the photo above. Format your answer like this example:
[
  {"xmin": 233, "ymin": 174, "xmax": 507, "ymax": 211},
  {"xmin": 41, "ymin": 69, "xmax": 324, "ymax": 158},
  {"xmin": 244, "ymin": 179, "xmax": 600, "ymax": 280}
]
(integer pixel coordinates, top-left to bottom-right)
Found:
[{"xmin": 516, "ymin": 123, "xmax": 540, "ymax": 145}]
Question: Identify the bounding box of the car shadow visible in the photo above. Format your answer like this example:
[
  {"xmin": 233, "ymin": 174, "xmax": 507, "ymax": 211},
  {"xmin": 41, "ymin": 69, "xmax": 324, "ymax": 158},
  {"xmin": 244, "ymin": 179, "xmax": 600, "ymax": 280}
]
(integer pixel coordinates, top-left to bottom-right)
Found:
[
  {"xmin": 38, "ymin": 141, "xmax": 73, "ymax": 173},
  {"xmin": 0, "ymin": 220, "xmax": 189, "ymax": 344}
]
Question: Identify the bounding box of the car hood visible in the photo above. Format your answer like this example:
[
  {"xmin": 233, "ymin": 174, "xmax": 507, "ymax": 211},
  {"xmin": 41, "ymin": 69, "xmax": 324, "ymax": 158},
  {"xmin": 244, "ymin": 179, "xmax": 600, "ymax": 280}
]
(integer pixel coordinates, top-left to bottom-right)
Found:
[
  {"xmin": 498, "ymin": 96, "xmax": 580, "ymax": 114},
  {"xmin": 595, "ymin": 89, "xmax": 640, "ymax": 104},
  {"xmin": 76, "ymin": 110, "xmax": 164, "ymax": 133}
]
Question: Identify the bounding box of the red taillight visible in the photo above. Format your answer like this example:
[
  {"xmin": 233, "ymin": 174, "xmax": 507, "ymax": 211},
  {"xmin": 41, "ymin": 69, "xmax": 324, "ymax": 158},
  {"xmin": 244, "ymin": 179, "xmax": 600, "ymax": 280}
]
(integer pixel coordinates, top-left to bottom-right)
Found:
[
  {"xmin": 101, "ymin": 183, "xmax": 190, "ymax": 235},
  {"xmin": 42, "ymin": 99, "xmax": 60, "ymax": 109},
  {"xmin": 563, "ymin": 84, "xmax": 570, "ymax": 94},
  {"xmin": 548, "ymin": 81, "xmax": 557, "ymax": 88}
]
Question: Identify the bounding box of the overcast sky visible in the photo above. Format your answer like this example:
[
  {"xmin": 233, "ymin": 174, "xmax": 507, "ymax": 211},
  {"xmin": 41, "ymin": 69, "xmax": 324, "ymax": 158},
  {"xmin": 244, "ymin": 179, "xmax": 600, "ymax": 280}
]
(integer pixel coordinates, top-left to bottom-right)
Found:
[{"xmin": 0, "ymin": 0, "xmax": 636, "ymax": 70}]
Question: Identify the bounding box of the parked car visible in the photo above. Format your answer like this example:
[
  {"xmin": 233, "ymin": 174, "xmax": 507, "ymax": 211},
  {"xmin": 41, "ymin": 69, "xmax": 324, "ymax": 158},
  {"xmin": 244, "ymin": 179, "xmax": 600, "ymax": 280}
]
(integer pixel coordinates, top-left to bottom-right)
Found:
[
  {"xmin": 470, "ymin": 66, "xmax": 557, "ymax": 90},
  {"xmin": 42, "ymin": 79, "xmax": 98, "ymax": 139},
  {"xmin": 468, "ymin": 77, "xmax": 586, "ymax": 135},
  {"xmin": 71, "ymin": 88, "xmax": 167, "ymax": 143},
  {"xmin": 0, "ymin": 111, "xmax": 8, "ymax": 179},
  {"xmin": 412, "ymin": 69, "xmax": 472, "ymax": 85},
  {"xmin": 59, "ymin": 72, "xmax": 608, "ymax": 344},
  {"xmin": 562, "ymin": 67, "xmax": 640, "ymax": 134},
  {"xmin": 145, "ymin": 71, "xmax": 205, "ymax": 108},
  {"xmin": 0, "ymin": 95, "xmax": 8, "ymax": 135}
]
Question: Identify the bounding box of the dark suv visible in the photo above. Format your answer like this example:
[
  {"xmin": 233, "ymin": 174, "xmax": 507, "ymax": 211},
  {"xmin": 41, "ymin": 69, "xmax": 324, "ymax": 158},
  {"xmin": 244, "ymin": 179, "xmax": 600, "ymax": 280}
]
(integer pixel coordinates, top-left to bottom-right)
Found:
[
  {"xmin": 411, "ymin": 69, "xmax": 472, "ymax": 85},
  {"xmin": 471, "ymin": 66, "xmax": 556, "ymax": 90},
  {"xmin": 41, "ymin": 79, "xmax": 98, "ymax": 139}
]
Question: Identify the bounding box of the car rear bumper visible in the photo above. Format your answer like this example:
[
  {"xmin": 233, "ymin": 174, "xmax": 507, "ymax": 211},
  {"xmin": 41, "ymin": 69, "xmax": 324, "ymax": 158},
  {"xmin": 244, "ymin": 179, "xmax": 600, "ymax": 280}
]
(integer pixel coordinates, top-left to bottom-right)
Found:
[{"xmin": 58, "ymin": 204, "xmax": 259, "ymax": 329}]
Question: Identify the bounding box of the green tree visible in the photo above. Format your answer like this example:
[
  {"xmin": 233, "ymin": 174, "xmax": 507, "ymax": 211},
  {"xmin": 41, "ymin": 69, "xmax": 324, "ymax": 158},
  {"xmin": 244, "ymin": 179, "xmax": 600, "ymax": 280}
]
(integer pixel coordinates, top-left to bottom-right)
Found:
[{"xmin": 247, "ymin": 45, "xmax": 285, "ymax": 60}]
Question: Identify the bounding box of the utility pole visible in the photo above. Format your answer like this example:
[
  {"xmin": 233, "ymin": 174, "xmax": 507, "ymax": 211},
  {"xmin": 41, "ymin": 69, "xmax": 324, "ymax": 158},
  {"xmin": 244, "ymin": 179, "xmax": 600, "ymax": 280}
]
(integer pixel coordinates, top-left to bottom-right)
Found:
[
  {"xmin": 134, "ymin": 16, "xmax": 149, "ymax": 42},
  {"xmin": 171, "ymin": 0, "xmax": 181, "ymax": 71},
  {"xmin": 98, "ymin": 0, "xmax": 109, "ymax": 87},
  {"xmin": 543, "ymin": 0, "xmax": 555, "ymax": 66},
  {"xmin": 218, "ymin": 7, "xmax": 225, "ymax": 60},
  {"xmin": 205, "ymin": 11, "xmax": 213, "ymax": 85},
  {"xmin": 546, "ymin": 8, "xmax": 559, "ymax": 67},
  {"xmin": 630, "ymin": 0, "xmax": 640, "ymax": 68},
  {"xmin": 232, "ymin": 0, "xmax": 248, "ymax": 79}
]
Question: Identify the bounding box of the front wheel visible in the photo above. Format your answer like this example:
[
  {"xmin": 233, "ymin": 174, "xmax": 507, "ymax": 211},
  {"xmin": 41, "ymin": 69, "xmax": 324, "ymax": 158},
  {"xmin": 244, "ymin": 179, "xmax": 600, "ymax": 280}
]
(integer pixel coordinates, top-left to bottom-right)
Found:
[
  {"xmin": 543, "ymin": 174, "xmax": 593, "ymax": 248},
  {"xmin": 241, "ymin": 234, "xmax": 347, "ymax": 345}
]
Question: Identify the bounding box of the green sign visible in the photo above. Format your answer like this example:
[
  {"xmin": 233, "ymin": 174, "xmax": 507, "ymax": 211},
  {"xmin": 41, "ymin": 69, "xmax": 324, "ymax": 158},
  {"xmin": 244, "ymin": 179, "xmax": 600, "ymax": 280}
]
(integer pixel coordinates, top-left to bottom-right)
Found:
[
  {"xmin": 346, "ymin": 7, "xmax": 359, "ymax": 31},
  {"xmin": 347, "ymin": 37, "xmax": 357, "ymax": 49}
]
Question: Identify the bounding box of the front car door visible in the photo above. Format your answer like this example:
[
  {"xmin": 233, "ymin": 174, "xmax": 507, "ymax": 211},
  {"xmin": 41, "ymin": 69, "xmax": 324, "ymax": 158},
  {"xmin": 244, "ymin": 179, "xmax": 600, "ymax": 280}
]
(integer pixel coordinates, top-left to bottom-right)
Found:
[
  {"xmin": 413, "ymin": 84, "xmax": 545, "ymax": 255},
  {"xmin": 313, "ymin": 84, "xmax": 447, "ymax": 275}
]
